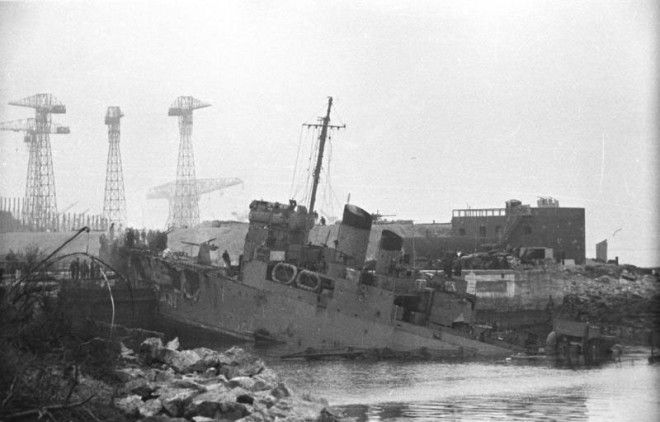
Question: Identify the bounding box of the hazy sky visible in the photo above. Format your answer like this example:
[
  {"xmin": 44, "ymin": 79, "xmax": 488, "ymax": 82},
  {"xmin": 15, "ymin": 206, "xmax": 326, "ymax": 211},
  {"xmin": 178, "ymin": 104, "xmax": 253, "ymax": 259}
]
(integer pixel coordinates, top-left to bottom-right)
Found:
[{"xmin": 0, "ymin": 0, "xmax": 657, "ymax": 266}]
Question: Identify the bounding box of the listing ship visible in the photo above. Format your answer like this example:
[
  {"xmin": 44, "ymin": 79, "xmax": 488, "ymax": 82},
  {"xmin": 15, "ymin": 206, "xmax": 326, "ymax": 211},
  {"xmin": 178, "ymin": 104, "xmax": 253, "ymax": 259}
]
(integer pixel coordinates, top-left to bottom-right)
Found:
[{"xmin": 128, "ymin": 98, "xmax": 513, "ymax": 358}]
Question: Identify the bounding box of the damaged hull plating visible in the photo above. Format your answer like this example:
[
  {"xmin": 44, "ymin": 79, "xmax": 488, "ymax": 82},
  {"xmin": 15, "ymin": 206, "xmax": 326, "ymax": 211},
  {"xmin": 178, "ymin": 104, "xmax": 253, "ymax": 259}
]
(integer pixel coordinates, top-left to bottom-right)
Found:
[{"xmin": 130, "ymin": 252, "xmax": 512, "ymax": 358}]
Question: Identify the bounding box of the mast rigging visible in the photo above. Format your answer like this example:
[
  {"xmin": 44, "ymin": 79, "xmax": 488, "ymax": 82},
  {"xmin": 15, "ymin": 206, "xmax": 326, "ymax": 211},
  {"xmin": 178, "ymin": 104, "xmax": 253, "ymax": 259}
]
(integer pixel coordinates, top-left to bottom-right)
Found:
[{"xmin": 302, "ymin": 97, "xmax": 345, "ymax": 215}]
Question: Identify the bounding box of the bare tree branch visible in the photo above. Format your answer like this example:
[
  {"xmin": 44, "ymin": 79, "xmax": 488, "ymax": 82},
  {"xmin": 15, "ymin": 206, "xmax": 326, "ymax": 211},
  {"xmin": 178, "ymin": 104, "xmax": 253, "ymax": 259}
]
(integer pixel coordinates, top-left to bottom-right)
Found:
[{"xmin": 0, "ymin": 394, "xmax": 96, "ymax": 420}]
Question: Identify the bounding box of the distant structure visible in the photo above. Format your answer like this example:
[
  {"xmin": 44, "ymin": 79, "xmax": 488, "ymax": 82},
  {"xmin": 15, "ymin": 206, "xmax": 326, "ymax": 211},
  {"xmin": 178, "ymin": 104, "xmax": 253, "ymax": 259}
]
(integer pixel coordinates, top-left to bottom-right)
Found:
[
  {"xmin": 385, "ymin": 197, "xmax": 586, "ymax": 266},
  {"xmin": 147, "ymin": 177, "xmax": 243, "ymax": 200},
  {"xmin": 167, "ymin": 96, "xmax": 211, "ymax": 228},
  {"xmin": 103, "ymin": 106, "xmax": 127, "ymax": 228},
  {"xmin": 449, "ymin": 197, "xmax": 585, "ymax": 263},
  {"xmin": 1, "ymin": 94, "xmax": 68, "ymax": 230},
  {"xmin": 147, "ymin": 177, "xmax": 242, "ymax": 227},
  {"xmin": 596, "ymin": 239, "xmax": 608, "ymax": 262}
]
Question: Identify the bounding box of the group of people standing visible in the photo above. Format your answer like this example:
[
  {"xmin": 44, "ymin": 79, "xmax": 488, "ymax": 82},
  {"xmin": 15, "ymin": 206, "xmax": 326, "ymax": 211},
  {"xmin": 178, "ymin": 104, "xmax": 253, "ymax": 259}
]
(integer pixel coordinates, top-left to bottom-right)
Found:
[{"xmin": 69, "ymin": 257, "xmax": 102, "ymax": 280}]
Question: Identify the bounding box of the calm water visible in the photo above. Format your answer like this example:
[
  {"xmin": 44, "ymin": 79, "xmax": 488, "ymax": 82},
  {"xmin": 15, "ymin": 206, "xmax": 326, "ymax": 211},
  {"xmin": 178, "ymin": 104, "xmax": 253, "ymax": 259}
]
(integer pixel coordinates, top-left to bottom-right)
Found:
[
  {"xmin": 265, "ymin": 357, "xmax": 660, "ymax": 421},
  {"xmin": 167, "ymin": 328, "xmax": 660, "ymax": 421}
]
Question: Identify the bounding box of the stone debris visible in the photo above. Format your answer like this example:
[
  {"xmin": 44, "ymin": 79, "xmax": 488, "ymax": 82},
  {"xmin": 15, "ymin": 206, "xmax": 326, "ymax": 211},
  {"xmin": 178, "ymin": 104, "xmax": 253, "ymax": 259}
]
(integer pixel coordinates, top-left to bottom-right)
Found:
[
  {"xmin": 112, "ymin": 337, "xmax": 341, "ymax": 421},
  {"xmin": 556, "ymin": 263, "xmax": 659, "ymax": 343}
]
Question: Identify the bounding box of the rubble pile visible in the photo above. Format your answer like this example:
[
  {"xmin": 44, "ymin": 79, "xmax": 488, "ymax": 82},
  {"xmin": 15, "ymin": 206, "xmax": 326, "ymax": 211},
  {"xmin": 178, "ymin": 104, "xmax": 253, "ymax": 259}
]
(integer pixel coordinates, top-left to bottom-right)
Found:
[
  {"xmin": 110, "ymin": 337, "xmax": 340, "ymax": 421},
  {"xmin": 557, "ymin": 264, "xmax": 659, "ymax": 342}
]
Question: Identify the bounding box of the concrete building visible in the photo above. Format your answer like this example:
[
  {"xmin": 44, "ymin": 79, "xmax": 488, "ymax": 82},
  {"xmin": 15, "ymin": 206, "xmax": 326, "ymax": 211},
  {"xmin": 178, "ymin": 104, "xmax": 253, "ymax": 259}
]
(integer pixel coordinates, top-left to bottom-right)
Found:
[{"xmin": 449, "ymin": 198, "xmax": 585, "ymax": 263}]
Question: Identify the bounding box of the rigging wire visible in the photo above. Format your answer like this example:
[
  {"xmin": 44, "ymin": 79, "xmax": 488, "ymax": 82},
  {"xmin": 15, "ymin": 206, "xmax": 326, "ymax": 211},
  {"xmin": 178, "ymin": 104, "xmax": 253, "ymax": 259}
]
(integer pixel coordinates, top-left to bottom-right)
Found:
[
  {"xmin": 289, "ymin": 124, "xmax": 305, "ymax": 198},
  {"xmin": 322, "ymin": 135, "xmax": 334, "ymax": 217},
  {"xmin": 325, "ymin": 140, "xmax": 344, "ymax": 213},
  {"xmin": 299, "ymin": 126, "xmax": 318, "ymax": 206}
]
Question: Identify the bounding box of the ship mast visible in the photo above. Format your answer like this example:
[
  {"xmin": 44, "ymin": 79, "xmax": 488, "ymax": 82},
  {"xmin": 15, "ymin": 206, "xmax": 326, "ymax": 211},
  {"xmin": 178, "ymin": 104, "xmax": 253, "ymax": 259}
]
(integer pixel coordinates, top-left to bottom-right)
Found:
[{"xmin": 303, "ymin": 97, "xmax": 345, "ymax": 215}]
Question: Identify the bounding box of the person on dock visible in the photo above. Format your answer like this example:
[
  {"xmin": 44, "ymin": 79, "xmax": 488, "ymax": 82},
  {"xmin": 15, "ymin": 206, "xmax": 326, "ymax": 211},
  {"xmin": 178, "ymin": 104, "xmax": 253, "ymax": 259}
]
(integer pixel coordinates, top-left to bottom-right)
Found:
[
  {"xmin": 69, "ymin": 259, "xmax": 78, "ymax": 280},
  {"xmin": 81, "ymin": 260, "xmax": 89, "ymax": 280}
]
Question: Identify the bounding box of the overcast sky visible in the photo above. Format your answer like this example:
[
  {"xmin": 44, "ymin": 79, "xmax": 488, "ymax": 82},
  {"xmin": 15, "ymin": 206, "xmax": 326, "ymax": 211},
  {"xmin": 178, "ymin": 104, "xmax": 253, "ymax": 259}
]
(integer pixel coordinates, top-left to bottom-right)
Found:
[{"xmin": 0, "ymin": 0, "xmax": 657, "ymax": 266}]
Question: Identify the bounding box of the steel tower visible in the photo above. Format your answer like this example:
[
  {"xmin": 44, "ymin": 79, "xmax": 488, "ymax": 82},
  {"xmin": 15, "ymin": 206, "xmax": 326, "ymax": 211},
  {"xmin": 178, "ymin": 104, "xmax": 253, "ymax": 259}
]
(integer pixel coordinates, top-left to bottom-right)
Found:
[
  {"xmin": 167, "ymin": 96, "xmax": 210, "ymax": 228},
  {"xmin": 103, "ymin": 106, "xmax": 127, "ymax": 228},
  {"xmin": 7, "ymin": 94, "xmax": 66, "ymax": 230}
]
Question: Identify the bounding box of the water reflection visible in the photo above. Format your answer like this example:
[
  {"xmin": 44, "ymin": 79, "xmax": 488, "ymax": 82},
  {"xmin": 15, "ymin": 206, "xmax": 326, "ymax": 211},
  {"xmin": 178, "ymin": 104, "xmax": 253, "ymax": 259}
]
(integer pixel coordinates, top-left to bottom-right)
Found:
[
  {"xmin": 342, "ymin": 391, "xmax": 589, "ymax": 421},
  {"xmin": 269, "ymin": 360, "xmax": 660, "ymax": 421}
]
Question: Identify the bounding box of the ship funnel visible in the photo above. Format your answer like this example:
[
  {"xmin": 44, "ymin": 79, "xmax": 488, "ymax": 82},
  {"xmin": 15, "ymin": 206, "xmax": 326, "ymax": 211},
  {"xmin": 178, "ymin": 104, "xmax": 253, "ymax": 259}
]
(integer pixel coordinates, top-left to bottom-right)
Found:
[
  {"xmin": 375, "ymin": 229, "xmax": 403, "ymax": 274},
  {"xmin": 337, "ymin": 204, "xmax": 372, "ymax": 268}
]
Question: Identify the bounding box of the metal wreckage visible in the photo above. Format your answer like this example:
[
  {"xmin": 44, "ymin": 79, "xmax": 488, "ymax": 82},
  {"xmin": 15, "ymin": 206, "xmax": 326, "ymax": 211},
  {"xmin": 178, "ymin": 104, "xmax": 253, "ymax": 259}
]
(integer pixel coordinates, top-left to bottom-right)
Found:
[{"xmin": 126, "ymin": 98, "xmax": 513, "ymax": 359}]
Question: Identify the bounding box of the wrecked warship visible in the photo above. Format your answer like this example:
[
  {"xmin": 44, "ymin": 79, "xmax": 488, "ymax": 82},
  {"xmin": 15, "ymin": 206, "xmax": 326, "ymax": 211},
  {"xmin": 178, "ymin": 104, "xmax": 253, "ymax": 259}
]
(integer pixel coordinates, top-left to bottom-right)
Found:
[{"xmin": 127, "ymin": 98, "xmax": 513, "ymax": 359}]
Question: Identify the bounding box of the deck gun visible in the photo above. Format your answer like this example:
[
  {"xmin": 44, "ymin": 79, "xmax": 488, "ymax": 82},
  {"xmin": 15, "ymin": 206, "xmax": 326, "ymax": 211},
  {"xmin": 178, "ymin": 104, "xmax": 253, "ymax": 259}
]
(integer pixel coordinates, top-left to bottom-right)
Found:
[{"xmin": 181, "ymin": 238, "xmax": 218, "ymax": 266}]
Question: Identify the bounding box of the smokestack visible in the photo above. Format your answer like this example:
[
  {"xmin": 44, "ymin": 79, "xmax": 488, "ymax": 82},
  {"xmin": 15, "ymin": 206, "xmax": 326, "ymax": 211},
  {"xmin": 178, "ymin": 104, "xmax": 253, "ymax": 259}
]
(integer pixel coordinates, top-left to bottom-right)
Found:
[
  {"xmin": 375, "ymin": 229, "xmax": 403, "ymax": 274},
  {"xmin": 336, "ymin": 204, "xmax": 372, "ymax": 268}
]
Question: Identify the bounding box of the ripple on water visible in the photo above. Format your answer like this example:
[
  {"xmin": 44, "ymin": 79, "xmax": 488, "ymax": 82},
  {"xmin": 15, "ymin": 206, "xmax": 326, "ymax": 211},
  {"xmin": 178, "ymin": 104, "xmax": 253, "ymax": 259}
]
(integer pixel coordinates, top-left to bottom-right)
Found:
[{"xmin": 268, "ymin": 359, "xmax": 660, "ymax": 421}]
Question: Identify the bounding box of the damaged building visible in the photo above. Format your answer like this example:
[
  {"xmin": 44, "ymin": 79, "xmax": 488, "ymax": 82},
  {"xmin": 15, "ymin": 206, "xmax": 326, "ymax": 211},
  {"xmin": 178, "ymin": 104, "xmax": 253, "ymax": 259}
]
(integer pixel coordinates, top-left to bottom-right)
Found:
[{"xmin": 410, "ymin": 197, "xmax": 585, "ymax": 264}]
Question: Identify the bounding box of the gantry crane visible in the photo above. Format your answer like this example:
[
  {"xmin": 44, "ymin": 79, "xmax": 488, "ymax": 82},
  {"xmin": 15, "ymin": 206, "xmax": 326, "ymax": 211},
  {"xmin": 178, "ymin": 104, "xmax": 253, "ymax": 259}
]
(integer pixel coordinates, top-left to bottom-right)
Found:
[
  {"xmin": 167, "ymin": 96, "xmax": 211, "ymax": 228},
  {"xmin": 0, "ymin": 94, "xmax": 69, "ymax": 230},
  {"xmin": 103, "ymin": 106, "xmax": 127, "ymax": 228}
]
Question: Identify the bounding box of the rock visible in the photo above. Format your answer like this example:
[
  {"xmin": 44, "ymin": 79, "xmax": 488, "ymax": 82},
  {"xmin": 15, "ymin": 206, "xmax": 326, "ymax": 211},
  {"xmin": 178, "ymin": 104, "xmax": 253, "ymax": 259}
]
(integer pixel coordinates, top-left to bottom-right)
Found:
[
  {"xmin": 222, "ymin": 346, "xmax": 265, "ymax": 377},
  {"xmin": 219, "ymin": 365, "xmax": 241, "ymax": 380},
  {"xmin": 157, "ymin": 387, "xmax": 199, "ymax": 417},
  {"xmin": 124, "ymin": 378, "xmax": 157, "ymax": 399},
  {"xmin": 120, "ymin": 342, "xmax": 137, "ymax": 359},
  {"xmin": 267, "ymin": 397, "xmax": 292, "ymax": 419},
  {"xmin": 269, "ymin": 396, "xmax": 325, "ymax": 421},
  {"xmin": 203, "ymin": 367, "xmax": 217, "ymax": 378},
  {"xmin": 140, "ymin": 337, "xmax": 165, "ymax": 364},
  {"xmin": 236, "ymin": 413, "xmax": 268, "ymax": 422},
  {"xmin": 250, "ymin": 378, "xmax": 271, "ymax": 392},
  {"xmin": 138, "ymin": 398, "xmax": 163, "ymax": 417},
  {"xmin": 201, "ymin": 382, "xmax": 230, "ymax": 395},
  {"xmin": 119, "ymin": 327, "xmax": 165, "ymax": 352},
  {"xmin": 229, "ymin": 376, "xmax": 257, "ymax": 391},
  {"xmin": 114, "ymin": 366, "xmax": 146, "ymax": 383},
  {"xmin": 270, "ymin": 382, "xmax": 290, "ymax": 399},
  {"xmin": 190, "ymin": 347, "xmax": 233, "ymax": 373},
  {"xmin": 192, "ymin": 417, "xmax": 217, "ymax": 422},
  {"xmin": 236, "ymin": 393, "xmax": 254, "ymax": 405},
  {"xmin": 185, "ymin": 389, "xmax": 235, "ymax": 418},
  {"xmin": 218, "ymin": 402, "xmax": 250, "ymax": 420},
  {"xmin": 194, "ymin": 347, "xmax": 231, "ymax": 363},
  {"xmin": 171, "ymin": 375, "xmax": 208, "ymax": 391},
  {"xmin": 142, "ymin": 416, "xmax": 188, "ymax": 422},
  {"xmin": 148, "ymin": 367, "xmax": 177, "ymax": 383},
  {"xmin": 253, "ymin": 367, "xmax": 279, "ymax": 389},
  {"xmin": 166, "ymin": 337, "xmax": 181, "ymax": 351},
  {"xmin": 114, "ymin": 394, "xmax": 143, "ymax": 417},
  {"xmin": 161, "ymin": 348, "xmax": 202, "ymax": 373},
  {"xmin": 253, "ymin": 392, "xmax": 276, "ymax": 409},
  {"xmin": 320, "ymin": 406, "xmax": 342, "ymax": 422}
]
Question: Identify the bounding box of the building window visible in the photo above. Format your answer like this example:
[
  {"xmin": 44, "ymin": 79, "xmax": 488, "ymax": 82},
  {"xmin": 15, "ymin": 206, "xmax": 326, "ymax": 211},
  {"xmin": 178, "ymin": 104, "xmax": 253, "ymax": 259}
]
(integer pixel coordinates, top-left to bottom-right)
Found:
[
  {"xmin": 479, "ymin": 226, "xmax": 487, "ymax": 237},
  {"xmin": 459, "ymin": 228, "xmax": 466, "ymax": 236},
  {"xmin": 523, "ymin": 225, "xmax": 532, "ymax": 235},
  {"xmin": 495, "ymin": 225, "xmax": 502, "ymax": 238}
]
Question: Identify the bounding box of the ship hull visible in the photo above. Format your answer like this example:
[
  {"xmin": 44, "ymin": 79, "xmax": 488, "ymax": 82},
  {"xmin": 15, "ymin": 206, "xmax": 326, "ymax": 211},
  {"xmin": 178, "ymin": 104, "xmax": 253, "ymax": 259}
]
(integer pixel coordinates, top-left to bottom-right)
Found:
[{"xmin": 132, "ymin": 254, "xmax": 512, "ymax": 358}]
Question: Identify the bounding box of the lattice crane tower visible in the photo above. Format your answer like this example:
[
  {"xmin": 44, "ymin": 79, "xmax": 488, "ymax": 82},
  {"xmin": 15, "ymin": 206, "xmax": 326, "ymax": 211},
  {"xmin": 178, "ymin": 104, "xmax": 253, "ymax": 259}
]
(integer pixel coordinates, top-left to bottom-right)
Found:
[
  {"xmin": 7, "ymin": 94, "xmax": 67, "ymax": 230},
  {"xmin": 103, "ymin": 106, "xmax": 127, "ymax": 228},
  {"xmin": 167, "ymin": 96, "xmax": 211, "ymax": 228}
]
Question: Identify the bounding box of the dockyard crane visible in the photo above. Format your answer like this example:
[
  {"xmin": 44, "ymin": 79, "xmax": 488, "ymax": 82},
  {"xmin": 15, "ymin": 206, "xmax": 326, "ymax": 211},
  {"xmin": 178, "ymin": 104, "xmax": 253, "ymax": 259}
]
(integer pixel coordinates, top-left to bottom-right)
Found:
[
  {"xmin": 103, "ymin": 106, "xmax": 127, "ymax": 228},
  {"xmin": 167, "ymin": 96, "xmax": 211, "ymax": 229},
  {"xmin": 1, "ymin": 93, "xmax": 69, "ymax": 230},
  {"xmin": 147, "ymin": 177, "xmax": 243, "ymax": 226},
  {"xmin": 146, "ymin": 177, "xmax": 243, "ymax": 200}
]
